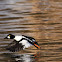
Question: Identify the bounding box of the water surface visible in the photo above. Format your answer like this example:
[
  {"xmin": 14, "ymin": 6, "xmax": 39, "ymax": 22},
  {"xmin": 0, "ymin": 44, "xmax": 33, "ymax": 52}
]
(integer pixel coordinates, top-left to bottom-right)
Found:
[{"xmin": 0, "ymin": 0, "xmax": 62, "ymax": 62}]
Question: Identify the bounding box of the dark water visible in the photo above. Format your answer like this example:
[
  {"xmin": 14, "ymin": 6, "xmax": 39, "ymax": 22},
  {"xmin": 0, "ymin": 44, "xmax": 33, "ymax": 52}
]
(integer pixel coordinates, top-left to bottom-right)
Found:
[{"xmin": 0, "ymin": 0, "xmax": 62, "ymax": 62}]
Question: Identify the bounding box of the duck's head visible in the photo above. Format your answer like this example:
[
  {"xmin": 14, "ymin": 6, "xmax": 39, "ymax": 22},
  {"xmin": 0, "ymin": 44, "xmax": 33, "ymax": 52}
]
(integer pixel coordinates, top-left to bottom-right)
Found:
[{"xmin": 4, "ymin": 34, "xmax": 15, "ymax": 39}]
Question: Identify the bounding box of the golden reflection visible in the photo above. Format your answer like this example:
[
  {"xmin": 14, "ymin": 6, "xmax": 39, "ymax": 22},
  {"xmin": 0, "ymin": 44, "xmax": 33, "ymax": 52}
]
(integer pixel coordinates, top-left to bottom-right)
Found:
[
  {"xmin": 27, "ymin": 0, "xmax": 49, "ymax": 13},
  {"xmin": 23, "ymin": 0, "xmax": 49, "ymax": 40},
  {"xmin": 0, "ymin": 0, "xmax": 62, "ymax": 62}
]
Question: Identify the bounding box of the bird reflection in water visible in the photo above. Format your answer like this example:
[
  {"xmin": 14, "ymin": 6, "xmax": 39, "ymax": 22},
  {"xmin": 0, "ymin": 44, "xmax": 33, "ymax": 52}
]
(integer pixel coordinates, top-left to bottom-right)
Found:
[
  {"xmin": 15, "ymin": 53, "xmax": 41, "ymax": 62},
  {"xmin": 3, "ymin": 52, "xmax": 41, "ymax": 62}
]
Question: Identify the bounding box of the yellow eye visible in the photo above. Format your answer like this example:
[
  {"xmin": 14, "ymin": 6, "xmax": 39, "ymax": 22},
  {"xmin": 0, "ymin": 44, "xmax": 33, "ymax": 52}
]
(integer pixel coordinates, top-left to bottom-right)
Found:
[{"xmin": 9, "ymin": 35, "xmax": 10, "ymax": 37}]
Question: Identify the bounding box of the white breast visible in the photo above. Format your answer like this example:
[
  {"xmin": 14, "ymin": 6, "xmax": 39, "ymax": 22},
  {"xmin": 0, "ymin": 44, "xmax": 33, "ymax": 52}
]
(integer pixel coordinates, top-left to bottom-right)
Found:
[
  {"xmin": 14, "ymin": 36, "xmax": 23, "ymax": 41},
  {"xmin": 19, "ymin": 40, "xmax": 32, "ymax": 49}
]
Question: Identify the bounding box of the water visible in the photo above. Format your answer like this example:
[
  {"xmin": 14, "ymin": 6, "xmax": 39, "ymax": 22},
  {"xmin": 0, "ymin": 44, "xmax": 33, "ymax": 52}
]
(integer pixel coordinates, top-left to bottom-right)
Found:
[{"xmin": 0, "ymin": 0, "xmax": 62, "ymax": 62}]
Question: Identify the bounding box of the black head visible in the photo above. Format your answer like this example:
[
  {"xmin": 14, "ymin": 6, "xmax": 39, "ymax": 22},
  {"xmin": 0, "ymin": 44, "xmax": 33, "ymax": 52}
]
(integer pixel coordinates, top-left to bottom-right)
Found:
[{"xmin": 4, "ymin": 34, "xmax": 15, "ymax": 39}]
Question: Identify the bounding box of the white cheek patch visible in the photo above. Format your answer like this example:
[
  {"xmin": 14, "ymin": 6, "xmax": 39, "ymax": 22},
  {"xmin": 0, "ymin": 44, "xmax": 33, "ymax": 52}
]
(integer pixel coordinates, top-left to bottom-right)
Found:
[{"xmin": 7, "ymin": 36, "xmax": 10, "ymax": 39}]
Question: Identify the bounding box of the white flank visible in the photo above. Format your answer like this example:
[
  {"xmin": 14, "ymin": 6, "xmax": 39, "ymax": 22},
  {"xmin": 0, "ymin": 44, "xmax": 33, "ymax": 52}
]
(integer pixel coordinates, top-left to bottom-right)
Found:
[{"xmin": 19, "ymin": 40, "xmax": 32, "ymax": 49}]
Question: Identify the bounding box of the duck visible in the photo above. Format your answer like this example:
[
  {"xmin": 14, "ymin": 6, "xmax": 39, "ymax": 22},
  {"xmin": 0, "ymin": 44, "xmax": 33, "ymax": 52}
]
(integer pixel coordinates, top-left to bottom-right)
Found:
[{"xmin": 4, "ymin": 34, "xmax": 40, "ymax": 52}]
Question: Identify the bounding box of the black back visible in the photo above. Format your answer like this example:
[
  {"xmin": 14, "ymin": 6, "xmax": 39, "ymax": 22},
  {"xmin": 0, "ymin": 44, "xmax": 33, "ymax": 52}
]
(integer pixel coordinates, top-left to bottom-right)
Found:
[{"xmin": 22, "ymin": 35, "xmax": 39, "ymax": 45}]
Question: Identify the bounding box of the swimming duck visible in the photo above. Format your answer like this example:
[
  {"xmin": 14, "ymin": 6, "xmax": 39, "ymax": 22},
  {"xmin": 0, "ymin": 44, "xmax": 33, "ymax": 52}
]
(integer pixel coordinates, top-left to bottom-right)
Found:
[{"xmin": 4, "ymin": 34, "xmax": 40, "ymax": 52}]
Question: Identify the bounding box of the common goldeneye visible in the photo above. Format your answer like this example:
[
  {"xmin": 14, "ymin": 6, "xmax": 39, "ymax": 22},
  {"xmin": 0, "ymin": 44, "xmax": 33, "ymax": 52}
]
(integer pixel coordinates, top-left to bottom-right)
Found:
[{"xmin": 4, "ymin": 34, "xmax": 40, "ymax": 52}]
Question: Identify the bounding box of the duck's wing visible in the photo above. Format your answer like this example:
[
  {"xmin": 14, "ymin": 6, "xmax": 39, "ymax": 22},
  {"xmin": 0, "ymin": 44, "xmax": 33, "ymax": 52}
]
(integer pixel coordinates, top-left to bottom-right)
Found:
[
  {"xmin": 22, "ymin": 35, "xmax": 39, "ymax": 45},
  {"xmin": 22, "ymin": 35, "xmax": 36, "ymax": 42},
  {"xmin": 6, "ymin": 40, "xmax": 24, "ymax": 52},
  {"xmin": 22, "ymin": 35, "xmax": 40, "ymax": 49}
]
